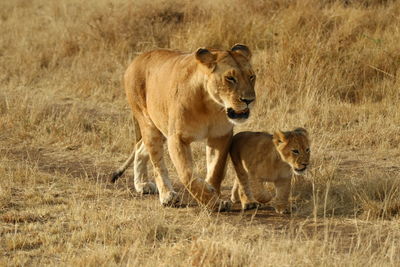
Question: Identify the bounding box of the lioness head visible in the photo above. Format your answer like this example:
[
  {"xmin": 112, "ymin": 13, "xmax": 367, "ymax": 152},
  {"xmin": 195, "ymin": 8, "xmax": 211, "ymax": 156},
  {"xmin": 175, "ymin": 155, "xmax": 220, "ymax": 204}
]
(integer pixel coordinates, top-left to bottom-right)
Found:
[
  {"xmin": 195, "ymin": 44, "xmax": 256, "ymax": 124},
  {"xmin": 273, "ymin": 128, "xmax": 311, "ymax": 175}
]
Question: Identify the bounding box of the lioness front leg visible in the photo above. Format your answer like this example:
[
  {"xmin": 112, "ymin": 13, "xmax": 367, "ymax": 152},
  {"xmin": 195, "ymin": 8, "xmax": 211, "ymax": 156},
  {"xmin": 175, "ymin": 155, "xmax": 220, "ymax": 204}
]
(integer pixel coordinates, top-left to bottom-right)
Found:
[
  {"xmin": 205, "ymin": 132, "xmax": 232, "ymax": 194},
  {"xmin": 273, "ymin": 177, "xmax": 291, "ymax": 214},
  {"xmin": 168, "ymin": 135, "xmax": 229, "ymax": 211}
]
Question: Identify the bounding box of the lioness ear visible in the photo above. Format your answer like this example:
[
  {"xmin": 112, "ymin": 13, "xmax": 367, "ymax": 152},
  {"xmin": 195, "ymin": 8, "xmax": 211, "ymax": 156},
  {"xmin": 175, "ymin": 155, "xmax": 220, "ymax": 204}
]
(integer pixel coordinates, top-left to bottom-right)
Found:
[
  {"xmin": 195, "ymin": 48, "xmax": 217, "ymax": 70},
  {"xmin": 273, "ymin": 130, "xmax": 287, "ymax": 145},
  {"xmin": 231, "ymin": 44, "xmax": 252, "ymax": 60}
]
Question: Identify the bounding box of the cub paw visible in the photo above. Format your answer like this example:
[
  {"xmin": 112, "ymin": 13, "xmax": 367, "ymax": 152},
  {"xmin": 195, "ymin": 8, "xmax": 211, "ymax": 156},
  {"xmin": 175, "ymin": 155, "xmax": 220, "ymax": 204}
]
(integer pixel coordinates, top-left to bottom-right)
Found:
[
  {"xmin": 135, "ymin": 182, "xmax": 158, "ymax": 194},
  {"xmin": 242, "ymin": 201, "xmax": 261, "ymax": 211},
  {"xmin": 160, "ymin": 191, "xmax": 179, "ymax": 207}
]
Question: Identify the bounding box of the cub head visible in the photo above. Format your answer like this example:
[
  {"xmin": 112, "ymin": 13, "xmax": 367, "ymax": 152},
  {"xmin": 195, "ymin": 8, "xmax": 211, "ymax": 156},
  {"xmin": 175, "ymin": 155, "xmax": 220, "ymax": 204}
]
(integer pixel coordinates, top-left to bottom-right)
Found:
[
  {"xmin": 195, "ymin": 44, "xmax": 256, "ymax": 124},
  {"xmin": 273, "ymin": 128, "xmax": 311, "ymax": 175}
]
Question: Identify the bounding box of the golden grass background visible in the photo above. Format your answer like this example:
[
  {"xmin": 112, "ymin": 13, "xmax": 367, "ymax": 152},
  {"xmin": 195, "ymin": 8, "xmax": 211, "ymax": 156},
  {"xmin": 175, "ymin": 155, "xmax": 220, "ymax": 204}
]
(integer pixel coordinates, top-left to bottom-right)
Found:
[{"xmin": 1, "ymin": 0, "xmax": 400, "ymax": 265}]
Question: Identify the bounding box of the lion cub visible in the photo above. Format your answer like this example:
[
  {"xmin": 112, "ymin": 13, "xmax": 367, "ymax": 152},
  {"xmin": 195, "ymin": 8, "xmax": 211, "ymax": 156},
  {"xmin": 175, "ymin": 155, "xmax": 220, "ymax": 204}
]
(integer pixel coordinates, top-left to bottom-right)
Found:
[{"xmin": 230, "ymin": 128, "xmax": 310, "ymax": 213}]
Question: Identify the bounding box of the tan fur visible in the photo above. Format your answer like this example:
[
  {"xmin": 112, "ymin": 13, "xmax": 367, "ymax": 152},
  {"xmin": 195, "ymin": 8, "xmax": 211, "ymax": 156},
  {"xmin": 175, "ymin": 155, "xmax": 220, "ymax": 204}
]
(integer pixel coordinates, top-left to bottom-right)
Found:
[
  {"xmin": 230, "ymin": 128, "xmax": 310, "ymax": 213},
  {"xmin": 113, "ymin": 45, "xmax": 256, "ymax": 211}
]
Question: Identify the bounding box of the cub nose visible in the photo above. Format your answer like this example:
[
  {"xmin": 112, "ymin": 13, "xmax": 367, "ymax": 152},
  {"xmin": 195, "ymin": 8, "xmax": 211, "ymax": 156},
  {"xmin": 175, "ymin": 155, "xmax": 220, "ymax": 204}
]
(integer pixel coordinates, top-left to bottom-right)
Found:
[{"xmin": 240, "ymin": 98, "xmax": 254, "ymax": 105}]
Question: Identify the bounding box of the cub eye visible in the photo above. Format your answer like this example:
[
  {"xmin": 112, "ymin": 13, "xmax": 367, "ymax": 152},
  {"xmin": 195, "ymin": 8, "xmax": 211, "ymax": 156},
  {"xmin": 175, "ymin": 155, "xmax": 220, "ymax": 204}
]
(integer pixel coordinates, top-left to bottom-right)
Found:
[
  {"xmin": 292, "ymin": 149, "xmax": 299, "ymax": 155},
  {"xmin": 306, "ymin": 148, "xmax": 310, "ymax": 153},
  {"xmin": 249, "ymin": 75, "xmax": 256, "ymax": 81},
  {"xmin": 225, "ymin": 76, "xmax": 237, "ymax": 84}
]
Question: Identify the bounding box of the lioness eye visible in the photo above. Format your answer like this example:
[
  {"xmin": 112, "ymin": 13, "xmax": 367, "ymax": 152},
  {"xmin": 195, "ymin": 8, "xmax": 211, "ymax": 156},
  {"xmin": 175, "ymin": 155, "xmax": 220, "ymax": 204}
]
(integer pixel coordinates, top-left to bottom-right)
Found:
[
  {"xmin": 306, "ymin": 148, "xmax": 310, "ymax": 153},
  {"xmin": 225, "ymin": 76, "xmax": 237, "ymax": 83},
  {"xmin": 292, "ymin": 149, "xmax": 299, "ymax": 155},
  {"xmin": 249, "ymin": 75, "xmax": 256, "ymax": 81}
]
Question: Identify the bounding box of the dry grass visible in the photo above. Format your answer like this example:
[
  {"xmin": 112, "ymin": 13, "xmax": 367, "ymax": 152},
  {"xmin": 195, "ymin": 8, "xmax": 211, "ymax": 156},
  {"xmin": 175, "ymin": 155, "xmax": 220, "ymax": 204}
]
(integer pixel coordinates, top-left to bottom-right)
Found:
[{"xmin": 1, "ymin": 0, "xmax": 400, "ymax": 265}]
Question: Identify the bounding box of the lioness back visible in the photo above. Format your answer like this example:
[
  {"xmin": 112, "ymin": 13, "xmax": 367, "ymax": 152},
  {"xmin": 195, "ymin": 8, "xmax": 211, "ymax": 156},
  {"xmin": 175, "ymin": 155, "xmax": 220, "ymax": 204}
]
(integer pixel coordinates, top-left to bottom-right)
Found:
[
  {"xmin": 230, "ymin": 128, "xmax": 310, "ymax": 213},
  {"xmin": 124, "ymin": 49, "xmax": 194, "ymax": 132}
]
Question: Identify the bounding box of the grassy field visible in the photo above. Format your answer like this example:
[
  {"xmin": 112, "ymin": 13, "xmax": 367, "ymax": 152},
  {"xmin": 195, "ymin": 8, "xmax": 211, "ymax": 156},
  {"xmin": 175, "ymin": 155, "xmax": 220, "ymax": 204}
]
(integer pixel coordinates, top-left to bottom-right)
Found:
[{"xmin": 1, "ymin": 0, "xmax": 400, "ymax": 265}]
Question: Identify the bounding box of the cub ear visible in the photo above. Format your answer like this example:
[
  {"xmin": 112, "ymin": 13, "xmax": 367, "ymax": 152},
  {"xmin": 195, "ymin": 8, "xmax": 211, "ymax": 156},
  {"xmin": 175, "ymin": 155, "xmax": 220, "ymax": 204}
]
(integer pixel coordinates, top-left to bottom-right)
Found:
[
  {"xmin": 294, "ymin": 127, "xmax": 308, "ymax": 138},
  {"xmin": 231, "ymin": 44, "xmax": 252, "ymax": 60},
  {"xmin": 273, "ymin": 130, "xmax": 287, "ymax": 145},
  {"xmin": 195, "ymin": 48, "xmax": 217, "ymax": 70}
]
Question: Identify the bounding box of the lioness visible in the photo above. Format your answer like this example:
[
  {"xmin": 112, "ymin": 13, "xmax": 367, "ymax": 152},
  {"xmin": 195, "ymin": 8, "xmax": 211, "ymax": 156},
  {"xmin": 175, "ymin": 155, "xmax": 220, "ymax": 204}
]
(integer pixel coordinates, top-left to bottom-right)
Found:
[
  {"xmin": 112, "ymin": 44, "xmax": 256, "ymax": 211},
  {"xmin": 230, "ymin": 128, "xmax": 310, "ymax": 213}
]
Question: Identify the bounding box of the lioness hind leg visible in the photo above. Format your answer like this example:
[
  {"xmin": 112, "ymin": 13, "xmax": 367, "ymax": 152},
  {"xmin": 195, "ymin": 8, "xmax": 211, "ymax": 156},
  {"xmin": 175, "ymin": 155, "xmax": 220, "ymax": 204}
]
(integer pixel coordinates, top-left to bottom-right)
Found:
[
  {"xmin": 133, "ymin": 140, "xmax": 157, "ymax": 194},
  {"xmin": 141, "ymin": 125, "xmax": 177, "ymax": 206},
  {"xmin": 230, "ymin": 180, "xmax": 240, "ymax": 203}
]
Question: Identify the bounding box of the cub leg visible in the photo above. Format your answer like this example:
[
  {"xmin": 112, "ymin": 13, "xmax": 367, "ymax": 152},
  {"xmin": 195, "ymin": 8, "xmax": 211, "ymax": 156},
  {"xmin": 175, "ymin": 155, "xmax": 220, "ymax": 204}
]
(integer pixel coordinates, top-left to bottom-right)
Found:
[
  {"xmin": 230, "ymin": 155, "xmax": 260, "ymax": 210},
  {"xmin": 273, "ymin": 177, "xmax": 291, "ymax": 214},
  {"xmin": 168, "ymin": 135, "xmax": 229, "ymax": 211},
  {"xmin": 252, "ymin": 180, "xmax": 273, "ymax": 204}
]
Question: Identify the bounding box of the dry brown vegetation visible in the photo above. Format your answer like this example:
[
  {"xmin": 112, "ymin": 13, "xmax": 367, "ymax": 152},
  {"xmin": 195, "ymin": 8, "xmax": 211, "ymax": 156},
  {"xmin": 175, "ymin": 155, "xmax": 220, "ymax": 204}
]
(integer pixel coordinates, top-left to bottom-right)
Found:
[{"xmin": 1, "ymin": 0, "xmax": 400, "ymax": 265}]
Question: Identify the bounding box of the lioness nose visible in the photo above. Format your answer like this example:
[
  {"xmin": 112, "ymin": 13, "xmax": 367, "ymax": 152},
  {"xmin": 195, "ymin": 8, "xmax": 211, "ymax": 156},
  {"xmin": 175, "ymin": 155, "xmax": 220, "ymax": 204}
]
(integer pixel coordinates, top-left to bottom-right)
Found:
[{"xmin": 240, "ymin": 98, "xmax": 254, "ymax": 105}]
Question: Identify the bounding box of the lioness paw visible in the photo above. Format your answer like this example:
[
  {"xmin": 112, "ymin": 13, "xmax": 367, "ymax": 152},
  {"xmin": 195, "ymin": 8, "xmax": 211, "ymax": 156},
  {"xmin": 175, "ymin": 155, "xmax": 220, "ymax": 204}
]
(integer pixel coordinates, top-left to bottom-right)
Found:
[
  {"xmin": 160, "ymin": 191, "xmax": 179, "ymax": 207},
  {"xmin": 135, "ymin": 182, "xmax": 158, "ymax": 194}
]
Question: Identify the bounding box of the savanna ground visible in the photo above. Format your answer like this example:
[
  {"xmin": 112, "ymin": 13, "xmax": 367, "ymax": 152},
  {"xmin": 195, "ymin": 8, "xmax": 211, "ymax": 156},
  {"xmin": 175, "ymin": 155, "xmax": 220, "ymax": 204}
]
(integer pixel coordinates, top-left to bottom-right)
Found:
[{"xmin": 1, "ymin": 0, "xmax": 400, "ymax": 266}]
